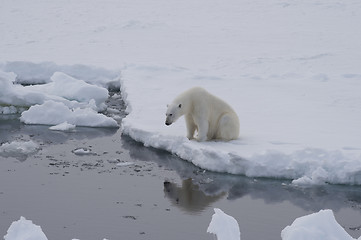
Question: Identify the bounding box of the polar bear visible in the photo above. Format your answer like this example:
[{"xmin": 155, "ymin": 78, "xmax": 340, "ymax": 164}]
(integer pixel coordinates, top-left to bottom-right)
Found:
[{"xmin": 165, "ymin": 87, "xmax": 240, "ymax": 141}]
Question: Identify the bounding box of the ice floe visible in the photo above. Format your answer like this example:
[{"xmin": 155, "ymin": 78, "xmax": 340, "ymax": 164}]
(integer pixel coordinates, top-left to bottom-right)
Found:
[{"xmin": 0, "ymin": 63, "xmax": 120, "ymax": 128}]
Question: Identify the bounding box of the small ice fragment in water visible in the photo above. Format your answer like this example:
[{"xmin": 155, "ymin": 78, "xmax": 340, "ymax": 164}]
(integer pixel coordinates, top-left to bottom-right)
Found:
[
  {"xmin": 207, "ymin": 208, "xmax": 241, "ymax": 240},
  {"xmin": 49, "ymin": 121, "xmax": 76, "ymax": 131},
  {"xmin": 73, "ymin": 148, "xmax": 93, "ymax": 155},
  {"xmin": 0, "ymin": 140, "xmax": 38, "ymax": 155},
  {"xmin": 4, "ymin": 216, "xmax": 48, "ymax": 240},
  {"xmin": 116, "ymin": 161, "xmax": 135, "ymax": 167}
]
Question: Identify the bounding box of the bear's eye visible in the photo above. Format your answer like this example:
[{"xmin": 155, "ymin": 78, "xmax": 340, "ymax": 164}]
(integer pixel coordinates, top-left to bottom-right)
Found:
[{"xmin": 169, "ymin": 114, "xmax": 173, "ymax": 116}]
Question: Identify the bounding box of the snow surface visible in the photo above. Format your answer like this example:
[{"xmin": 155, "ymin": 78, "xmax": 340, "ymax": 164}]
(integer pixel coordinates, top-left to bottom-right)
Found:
[
  {"xmin": 1, "ymin": 0, "xmax": 361, "ymax": 185},
  {"xmin": 207, "ymin": 208, "xmax": 241, "ymax": 240}
]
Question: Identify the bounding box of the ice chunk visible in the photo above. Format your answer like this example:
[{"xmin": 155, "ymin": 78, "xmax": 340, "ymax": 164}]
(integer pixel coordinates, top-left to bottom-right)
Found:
[
  {"xmin": 24, "ymin": 72, "xmax": 109, "ymax": 111},
  {"xmin": 207, "ymin": 208, "xmax": 241, "ymax": 240},
  {"xmin": 2, "ymin": 62, "xmax": 120, "ymax": 88},
  {"xmin": 1, "ymin": 69, "xmax": 117, "ymax": 127},
  {"xmin": 48, "ymin": 72, "xmax": 109, "ymax": 109},
  {"xmin": 4, "ymin": 216, "xmax": 48, "ymax": 240},
  {"xmin": 291, "ymin": 166, "xmax": 329, "ymax": 185},
  {"xmin": 73, "ymin": 148, "xmax": 93, "ymax": 155},
  {"xmin": 0, "ymin": 70, "xmax": 48, "ymax": 107},
  {"xmin": 281, "ymin": 209, "xmax": 357, "ymax": 240},
  {"xmin": 0, "ymin": 71, "xmax": 16, "ymax": 90},
  {"xmin": 0, "ymin": 106, "xmax": 18, "ymax": 114},
  {"xmin": 20, "ymin": 100, "xmax": 118, "ymax": 128},
  {"xmin": 0, "ymin": 140, "xmax": 38, "ymax": 155},
  {"xmin": 116, "ymin": 161, "xmax": 135, "ymax": 167},
  {"xmin": 49, "ymin": 121, "xmax": 76, "ymax": 131}
]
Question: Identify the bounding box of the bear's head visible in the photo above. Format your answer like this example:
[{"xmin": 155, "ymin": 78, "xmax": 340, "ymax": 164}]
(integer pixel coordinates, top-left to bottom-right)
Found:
[{"xmin": 165, "ymin": 103, "xmax": 183, "ymax": 126}]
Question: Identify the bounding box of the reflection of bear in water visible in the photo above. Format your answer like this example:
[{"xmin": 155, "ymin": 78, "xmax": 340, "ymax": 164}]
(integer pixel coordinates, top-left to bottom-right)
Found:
[{"xmin": 163, "ymin": 178, "xmax": 226, "ymax": 213}]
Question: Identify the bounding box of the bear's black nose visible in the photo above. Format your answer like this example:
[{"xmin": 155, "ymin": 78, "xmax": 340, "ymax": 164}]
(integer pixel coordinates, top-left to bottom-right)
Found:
[{"xmin": 165, "ymin": 121, "xmax": 171, "ymax": 126}]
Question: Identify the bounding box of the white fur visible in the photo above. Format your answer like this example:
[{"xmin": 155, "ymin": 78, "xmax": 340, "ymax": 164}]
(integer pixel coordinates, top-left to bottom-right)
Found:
[{"xmin": 165, "ymin": 87, "xmax": 240, "ymax": 141}]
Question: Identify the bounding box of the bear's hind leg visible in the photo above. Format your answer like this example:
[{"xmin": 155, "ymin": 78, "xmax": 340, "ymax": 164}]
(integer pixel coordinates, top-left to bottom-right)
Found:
[{"xmin": 216, "ymin": 113, "xmax": 239, "ymax": 141}]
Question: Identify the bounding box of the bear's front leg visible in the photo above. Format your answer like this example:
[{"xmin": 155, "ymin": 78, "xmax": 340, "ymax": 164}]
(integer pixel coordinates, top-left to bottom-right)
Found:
[
  {"xmin": 196, "ymin": 121, "xmax": 209, "ymax": 142},
  {"xmin": 185, "ymin": 114, "xmax": 196, "ymax": 140}
]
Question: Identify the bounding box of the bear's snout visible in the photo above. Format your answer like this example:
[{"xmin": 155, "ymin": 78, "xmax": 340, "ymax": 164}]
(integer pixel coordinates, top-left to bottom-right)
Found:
[{"xmin": 165, "ymin": 121, "xmax": 171, "ymax": 126}]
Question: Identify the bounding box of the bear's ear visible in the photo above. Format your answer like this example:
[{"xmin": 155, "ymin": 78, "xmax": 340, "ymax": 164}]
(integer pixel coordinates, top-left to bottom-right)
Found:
[{"xmin": 178, "ymin": 104, "xmax": 182, "ymax": 108}]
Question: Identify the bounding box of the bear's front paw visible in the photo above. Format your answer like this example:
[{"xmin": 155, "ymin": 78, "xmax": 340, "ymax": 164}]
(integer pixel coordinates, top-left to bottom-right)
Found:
[
  {"xmin": 196, "ymin": 136, "xmax": 207, "ymax": 142},
  {"xmin": 187, "ymin": 134, "xmax": 195, "ymax": 140}
]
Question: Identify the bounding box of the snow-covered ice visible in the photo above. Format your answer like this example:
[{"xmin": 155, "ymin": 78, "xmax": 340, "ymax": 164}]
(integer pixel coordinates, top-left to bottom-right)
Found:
[
  {"xmin": 207, "ymin": 208, "xmax": 241, "ymax": 240},
  {"xmin": 30, "ymin": 71, "xmax": 109, "ymax": 109},
  {"xmin": 0, "ymin": 140, "xmax": 39, "ymax": 161},
  {"xmin": 121, "ymin": 71, "xmax": 361, "ymax": 185},
  {"xmin": 4, "ymin": 217, "xmax": 48, "ymax": 240},
  {"xmin": 1, "ymin": 0, "xmax": 361, "ymax": 185},
  {"xmin": 117, "ymin": 0, "xmax": 361, "ymax": 185},
  {"xmin": 21, "ymin": 100, "xmax": 118, "ymax": 128},
  {"xmin": 0, "ymin": 63, "xmax": 119, "ymax": 128}
]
